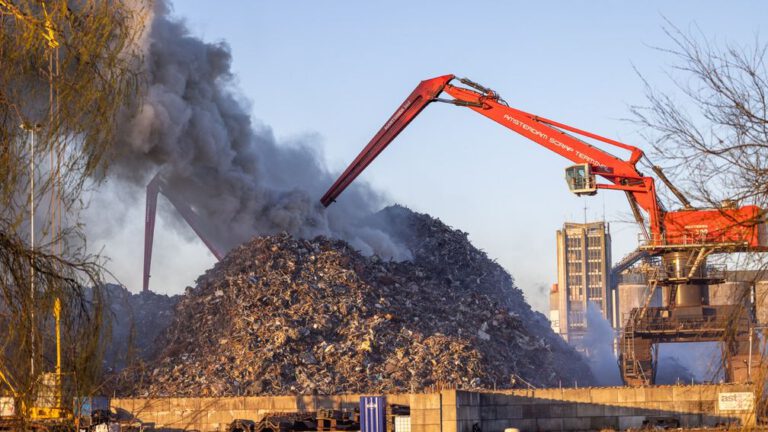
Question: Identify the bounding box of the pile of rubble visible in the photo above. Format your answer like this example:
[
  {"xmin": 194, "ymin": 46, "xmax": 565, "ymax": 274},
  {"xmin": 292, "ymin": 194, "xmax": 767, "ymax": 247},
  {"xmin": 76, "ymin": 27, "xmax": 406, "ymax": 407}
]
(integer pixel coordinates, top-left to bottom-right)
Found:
[
  {"xmin": 117, "ymin": 206, "xmax": 592, "ymax": 396},
  {"xmin": 104, "ymin": 284, "xmax": 179, "ymax": 370},
  {"xmin": 370, "ymin": 206, "xmax": 592, "ymax": 380}
]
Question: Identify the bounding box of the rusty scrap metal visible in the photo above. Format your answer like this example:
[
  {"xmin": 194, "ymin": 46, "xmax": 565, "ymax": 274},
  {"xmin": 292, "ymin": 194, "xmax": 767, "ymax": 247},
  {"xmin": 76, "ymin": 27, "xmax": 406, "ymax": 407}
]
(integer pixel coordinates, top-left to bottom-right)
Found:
[{"xmin": 114, "ymin": 206, "xmax": 594, "ymax": 396}]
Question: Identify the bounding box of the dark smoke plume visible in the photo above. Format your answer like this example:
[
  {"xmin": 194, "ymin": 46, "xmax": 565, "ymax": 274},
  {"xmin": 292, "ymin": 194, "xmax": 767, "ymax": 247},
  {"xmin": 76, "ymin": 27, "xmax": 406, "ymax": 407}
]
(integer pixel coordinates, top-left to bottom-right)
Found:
[{"xmin": 91, "ymin": 0, "xmax": 410, "ymax": 285}]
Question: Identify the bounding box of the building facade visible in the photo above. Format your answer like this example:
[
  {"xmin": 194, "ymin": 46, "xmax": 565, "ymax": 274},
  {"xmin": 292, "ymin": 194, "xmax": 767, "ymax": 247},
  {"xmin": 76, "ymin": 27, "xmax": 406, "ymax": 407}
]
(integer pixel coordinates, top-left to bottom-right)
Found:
[{"xmin": 549, "ymin": 221, "xmax": 612, "ymax": 348}]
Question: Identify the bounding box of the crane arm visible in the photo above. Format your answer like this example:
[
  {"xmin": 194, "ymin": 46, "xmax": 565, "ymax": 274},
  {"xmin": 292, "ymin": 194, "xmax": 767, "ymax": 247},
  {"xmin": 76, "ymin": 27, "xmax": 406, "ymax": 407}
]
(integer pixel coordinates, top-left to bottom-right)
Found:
[
  {"xmin": 321, "ymin": 75, "xmax": 453, "ymax": 207},
  {"xmin": 143, "ymin": 173, "xmax": 225, "ymax": 292},
  {"xmin": 321, "ymin": 74, "xmax": 664, "ymax": 240}
]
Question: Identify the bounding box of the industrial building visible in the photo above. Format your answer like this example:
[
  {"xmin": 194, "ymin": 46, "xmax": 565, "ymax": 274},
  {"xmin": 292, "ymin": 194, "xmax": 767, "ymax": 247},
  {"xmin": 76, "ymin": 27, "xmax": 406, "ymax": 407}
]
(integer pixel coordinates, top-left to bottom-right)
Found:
[
  {"xmin": 549, "ymin": 221, "xmax": 612, "ymax": 350},
  {"xmin": 549, "ymin": 216, "xmax": 768, "ymax": 384}
]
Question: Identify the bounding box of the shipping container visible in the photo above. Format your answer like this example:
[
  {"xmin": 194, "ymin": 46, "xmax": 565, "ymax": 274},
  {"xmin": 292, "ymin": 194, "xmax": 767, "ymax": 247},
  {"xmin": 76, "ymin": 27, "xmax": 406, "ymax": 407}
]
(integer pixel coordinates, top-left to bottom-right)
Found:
[{"xmin": 360, "ymin": 396, "xmax": 385, "ymax": 432}]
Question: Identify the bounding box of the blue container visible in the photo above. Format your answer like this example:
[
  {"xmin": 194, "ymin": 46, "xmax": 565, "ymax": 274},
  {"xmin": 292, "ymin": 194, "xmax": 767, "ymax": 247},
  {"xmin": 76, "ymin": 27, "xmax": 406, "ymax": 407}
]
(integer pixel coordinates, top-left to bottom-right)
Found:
[{"xmin": 360, "ymin": 396, "xmax": 386, "ymax": 432}]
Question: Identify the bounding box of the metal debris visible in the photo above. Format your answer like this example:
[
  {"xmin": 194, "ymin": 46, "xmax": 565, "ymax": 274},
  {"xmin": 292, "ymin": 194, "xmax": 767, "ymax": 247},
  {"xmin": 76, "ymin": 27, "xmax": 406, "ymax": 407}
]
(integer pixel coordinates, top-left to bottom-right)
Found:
[{"xmin": 115, "ymin": 206, "xmax": 592, "ymax": 396}]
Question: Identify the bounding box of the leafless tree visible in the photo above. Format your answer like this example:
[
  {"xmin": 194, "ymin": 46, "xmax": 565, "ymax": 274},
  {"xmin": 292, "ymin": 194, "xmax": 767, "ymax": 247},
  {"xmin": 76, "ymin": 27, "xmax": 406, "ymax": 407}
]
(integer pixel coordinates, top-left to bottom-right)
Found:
[
  {"xmin": 632, "ymin": 24, "xmax": 767, "ymax": 420},
  {"xmin": 632, "ymin": 26, "xmax": 768, "ymax": 211}
]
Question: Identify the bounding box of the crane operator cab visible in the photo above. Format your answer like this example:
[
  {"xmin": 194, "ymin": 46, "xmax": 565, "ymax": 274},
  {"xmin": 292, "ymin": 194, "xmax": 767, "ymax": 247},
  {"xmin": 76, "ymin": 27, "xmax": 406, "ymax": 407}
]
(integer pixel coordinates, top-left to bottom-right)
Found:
[{"xmin": 565, "ymin": 163, "xmax": 597, "ymax": 196}]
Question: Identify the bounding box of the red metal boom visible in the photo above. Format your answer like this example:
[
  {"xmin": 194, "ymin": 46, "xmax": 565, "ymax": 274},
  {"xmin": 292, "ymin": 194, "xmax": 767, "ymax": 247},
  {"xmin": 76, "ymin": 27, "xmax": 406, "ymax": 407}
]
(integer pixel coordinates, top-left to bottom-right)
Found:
[
  {"xmin": 142, "ymin": 173, "xmax": 225, "ymax": 292},
  {"xmin": 321, "ymin": 74, "xmax": 766, "ymax": 252}
]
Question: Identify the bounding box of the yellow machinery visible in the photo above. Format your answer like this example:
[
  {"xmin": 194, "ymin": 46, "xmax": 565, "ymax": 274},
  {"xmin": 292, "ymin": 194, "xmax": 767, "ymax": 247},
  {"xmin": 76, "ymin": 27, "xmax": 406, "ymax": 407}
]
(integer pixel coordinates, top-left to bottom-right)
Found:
[{"xmin": 0, "ymin": 298, "xmax": 72, "ymax": 428}]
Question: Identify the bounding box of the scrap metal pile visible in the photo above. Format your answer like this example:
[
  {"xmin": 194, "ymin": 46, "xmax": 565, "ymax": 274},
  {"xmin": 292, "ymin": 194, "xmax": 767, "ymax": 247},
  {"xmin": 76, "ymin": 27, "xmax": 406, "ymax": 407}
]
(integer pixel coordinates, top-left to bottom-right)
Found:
[
  {"xmin": 117, "ymin": 206, "xmax": 591, "ymax": 396},
  {"xmin": 104, "ymin": 284, "xmax": 179, "ymax": 370}
]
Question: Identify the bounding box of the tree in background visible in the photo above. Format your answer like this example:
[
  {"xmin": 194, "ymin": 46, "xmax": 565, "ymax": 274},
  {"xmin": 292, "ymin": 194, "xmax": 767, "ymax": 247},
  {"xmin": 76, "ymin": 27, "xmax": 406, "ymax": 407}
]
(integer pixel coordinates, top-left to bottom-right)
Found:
[
  {"xmin": 633, "ymin": 27, "xmax": 768, "ymax": 211},
  {"xmin": 0, "ymin": 0, "xmax": 145, "ymax": 421},
  {"xmin": 632, "ymin": 25, "xmax": 767, "ymax": 418}
]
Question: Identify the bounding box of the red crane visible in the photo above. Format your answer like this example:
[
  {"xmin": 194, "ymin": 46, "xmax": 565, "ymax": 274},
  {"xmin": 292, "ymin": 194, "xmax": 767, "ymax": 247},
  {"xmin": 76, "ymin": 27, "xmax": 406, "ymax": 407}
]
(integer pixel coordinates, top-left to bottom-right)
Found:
[
  {"xmin": 321, "ymin": 74, "xmax": 768, "ymax": 386},
  {"xmin": 321, "ymin": 74, "xmax": 766, "ymax": 252},
  {"xmin": 143, "ymin": 173, "xmax": 225, "ymax": 292}
]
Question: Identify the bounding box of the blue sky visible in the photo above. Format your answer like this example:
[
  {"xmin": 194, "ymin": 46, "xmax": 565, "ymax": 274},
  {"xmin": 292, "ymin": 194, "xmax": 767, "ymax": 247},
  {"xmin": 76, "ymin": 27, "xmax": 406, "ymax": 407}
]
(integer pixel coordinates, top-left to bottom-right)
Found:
[{"xmin": 137, "ymin": 1, "xmax": 768, "ymax": 312}]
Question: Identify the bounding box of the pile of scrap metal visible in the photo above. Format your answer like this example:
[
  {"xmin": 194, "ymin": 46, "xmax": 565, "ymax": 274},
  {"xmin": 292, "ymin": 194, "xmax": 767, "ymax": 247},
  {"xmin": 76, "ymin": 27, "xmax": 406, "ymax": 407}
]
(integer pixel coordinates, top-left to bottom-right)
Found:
[
  {"xmin": 114, "ymin": 206, "xmax": 592, "ymax": 397},
  {"xmin": 102, "ymin": 284, "xmax": 180, "ymax": 371}
]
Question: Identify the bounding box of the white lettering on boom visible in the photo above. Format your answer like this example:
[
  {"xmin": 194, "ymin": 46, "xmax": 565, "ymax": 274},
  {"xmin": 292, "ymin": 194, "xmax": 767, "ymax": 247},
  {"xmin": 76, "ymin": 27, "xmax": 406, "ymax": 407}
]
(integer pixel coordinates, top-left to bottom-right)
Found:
[{"xmin": 503, "ymin": 114, "xmax": 606, "ymax": 168}]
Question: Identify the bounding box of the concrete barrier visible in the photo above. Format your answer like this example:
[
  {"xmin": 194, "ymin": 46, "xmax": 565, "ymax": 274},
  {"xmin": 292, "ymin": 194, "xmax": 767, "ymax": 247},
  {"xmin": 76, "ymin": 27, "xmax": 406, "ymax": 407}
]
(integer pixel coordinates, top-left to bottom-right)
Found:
[
  {"xmin": 466, "ymin": 384, "xmax": 756, "ymax": 432},
  {"xmin": 111, "ymin": 383, "xmax": 757, "ymax": 432},
  {"xmin": 112, "ymin": 393, "xmax": 443, "ymax": 432}
]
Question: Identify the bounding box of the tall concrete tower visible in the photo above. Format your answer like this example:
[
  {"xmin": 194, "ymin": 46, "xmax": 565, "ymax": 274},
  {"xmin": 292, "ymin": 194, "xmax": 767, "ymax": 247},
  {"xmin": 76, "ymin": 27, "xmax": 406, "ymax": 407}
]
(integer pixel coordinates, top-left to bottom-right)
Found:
[{"xmin": 549, "ymin": 221, "xmax": 612, "ymax": 349}]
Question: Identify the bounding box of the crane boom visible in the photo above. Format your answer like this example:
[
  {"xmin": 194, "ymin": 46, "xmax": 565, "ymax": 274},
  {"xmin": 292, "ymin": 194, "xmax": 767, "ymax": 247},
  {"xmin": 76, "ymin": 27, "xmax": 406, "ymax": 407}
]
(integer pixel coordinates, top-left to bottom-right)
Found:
[
  {"xmin": 321, "ymin": 74, "xmax": 767, "ymax": 252},
  {"xmin": 321, "ymin": 75, "xmax": 452, "ymax": 208},
  {"xmin": 321, "ymin": 74, "xmax": 664, "ymax": 240},
  {"xmin": 440, "ymin": 80, "xmax": 663, "ymax": 239},
  {"xmin": 143, "ymin": 173, "xmax": 225, "ymax": 292}
]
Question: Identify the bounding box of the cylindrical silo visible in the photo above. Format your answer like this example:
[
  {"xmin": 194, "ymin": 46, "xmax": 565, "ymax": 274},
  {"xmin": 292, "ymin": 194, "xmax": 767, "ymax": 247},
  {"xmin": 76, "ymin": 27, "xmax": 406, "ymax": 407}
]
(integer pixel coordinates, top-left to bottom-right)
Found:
[
  {"xmin": 662, "ymin": 252, "xmax": 707, "ymax": 307},
  {"xmin": 618, "ymin": 283, "xmax": 661, "ymax": 327}
]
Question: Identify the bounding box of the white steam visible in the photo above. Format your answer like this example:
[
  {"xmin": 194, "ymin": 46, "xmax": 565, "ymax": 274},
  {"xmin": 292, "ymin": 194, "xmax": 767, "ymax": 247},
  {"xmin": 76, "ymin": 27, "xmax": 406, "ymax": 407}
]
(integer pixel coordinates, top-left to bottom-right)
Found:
[
  {"xmin": 582, "ymin": 302, "xmax": 622, "ymax": 386},
  {"xmin": 656, "ymin": 342, "xmax": 722, "ymax": 384}
]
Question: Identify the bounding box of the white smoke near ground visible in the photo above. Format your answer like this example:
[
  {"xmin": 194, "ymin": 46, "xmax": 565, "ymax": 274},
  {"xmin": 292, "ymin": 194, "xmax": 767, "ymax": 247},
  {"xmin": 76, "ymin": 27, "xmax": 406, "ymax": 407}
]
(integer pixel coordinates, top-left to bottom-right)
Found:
[
  {"xmin": 656, "ymin": 342, "xmax": 722, "ymax": 384},
  {"xmin": 579, "ymin": 302, "xmax": 718, "ymax": 385},
  {"xmin": 582, "ymin": 302, "xmax": 622, "ymax": 386},
  {"xmin": 84, "ymin": 0, "xmax": 412, "ymax": 292}
]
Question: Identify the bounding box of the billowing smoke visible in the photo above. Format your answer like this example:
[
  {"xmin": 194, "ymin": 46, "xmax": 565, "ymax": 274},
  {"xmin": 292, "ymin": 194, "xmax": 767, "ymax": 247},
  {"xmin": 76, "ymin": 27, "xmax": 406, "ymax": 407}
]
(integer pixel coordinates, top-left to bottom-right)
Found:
[
  {"xmin": 87, "ymin": 0, "xmax": 411, "ymax": 292},
  {"xmin": 582, "ymin": 302, "xmax": 622, "ymax": 386}
]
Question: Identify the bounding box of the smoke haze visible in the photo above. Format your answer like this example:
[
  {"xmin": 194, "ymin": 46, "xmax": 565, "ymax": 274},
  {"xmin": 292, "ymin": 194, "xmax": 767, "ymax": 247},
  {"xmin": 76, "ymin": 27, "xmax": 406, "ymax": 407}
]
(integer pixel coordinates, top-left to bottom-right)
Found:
[
  {"xmin": 582, "ymin": 302, "xmax": 622, "ymax": 386},
  {"xmin": 579, "ymin": 303, "xmax": 719, "ymax": 385},
  {"xmin": 85, "ymin": 1, "xmax": 411, "ymax": 292},
  {"xmin": 656, "ymin": 342, "xmax": 722, "ymax": 384}
]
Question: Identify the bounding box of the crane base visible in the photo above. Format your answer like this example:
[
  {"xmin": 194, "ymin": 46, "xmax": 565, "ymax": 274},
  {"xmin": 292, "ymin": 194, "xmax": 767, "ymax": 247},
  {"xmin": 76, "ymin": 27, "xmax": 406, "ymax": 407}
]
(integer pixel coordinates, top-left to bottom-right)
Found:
[{"xmin": 620, "ymin": 305, "xmax": 761, "ymax": 386}]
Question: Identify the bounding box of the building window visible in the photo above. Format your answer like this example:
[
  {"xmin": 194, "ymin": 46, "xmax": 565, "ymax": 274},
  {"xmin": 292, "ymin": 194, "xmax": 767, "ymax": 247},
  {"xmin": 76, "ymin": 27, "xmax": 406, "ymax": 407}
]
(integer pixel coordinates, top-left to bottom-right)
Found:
[{"xmin": 570, "ymin": 311, "xmax": 586, "ymax": 327}]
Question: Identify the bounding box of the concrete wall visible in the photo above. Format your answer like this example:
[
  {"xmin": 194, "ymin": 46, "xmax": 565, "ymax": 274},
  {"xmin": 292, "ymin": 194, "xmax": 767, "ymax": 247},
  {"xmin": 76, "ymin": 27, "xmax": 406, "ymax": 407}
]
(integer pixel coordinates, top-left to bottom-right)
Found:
[
  {"xmin": 459, "ymin": 384, "xmax": 756, "ymax": 432},
  {"xmin": 708, "ymin": 281, "xmax": 750, "ymax": 306},
  {"xmin": 111, "ymin": 393, "xmax": 444, "ymax": 432},
  {"xmin": 616, "ymin": 283, "xmax": 661, "ymax": 328},
  {"xmin": 112, "ymin": 384, "xmax": 757, "ymax": 432}
]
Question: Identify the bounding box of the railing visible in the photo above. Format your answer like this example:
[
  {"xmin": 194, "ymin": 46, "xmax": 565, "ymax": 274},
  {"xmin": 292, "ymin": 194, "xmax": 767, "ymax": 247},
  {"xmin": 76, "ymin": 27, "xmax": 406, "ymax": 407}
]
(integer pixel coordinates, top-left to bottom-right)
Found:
[
  {"xmin": 638, "ymin": 231, "xmax": 750, "ymax": 249},
  {"xmin": 632, "ymin": 309, "xmax": 730, "ymax": 333},
  {"xmin": 619, "ymin": 260, "xmax": 727, "ymax": 284},
  {"xmin": 619, "ymin": 307, "xmax": 648, "ymax": 383}
]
